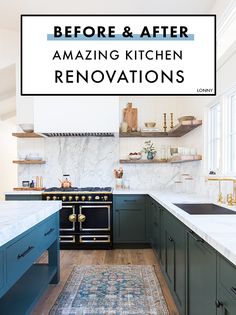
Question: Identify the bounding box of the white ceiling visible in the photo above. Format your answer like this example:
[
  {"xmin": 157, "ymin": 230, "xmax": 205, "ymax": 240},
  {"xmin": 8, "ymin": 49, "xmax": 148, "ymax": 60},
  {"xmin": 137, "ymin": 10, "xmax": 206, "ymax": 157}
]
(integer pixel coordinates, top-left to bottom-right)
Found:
[{"xmin": 0, "ymin": 0, "xmax": 216, "ymax": 31}]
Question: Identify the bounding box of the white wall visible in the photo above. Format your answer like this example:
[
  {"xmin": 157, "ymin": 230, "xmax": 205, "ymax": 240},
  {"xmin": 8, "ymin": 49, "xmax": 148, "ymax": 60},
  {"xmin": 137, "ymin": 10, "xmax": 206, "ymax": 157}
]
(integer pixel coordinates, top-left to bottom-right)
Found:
[
  {"xmin": 0, "ymin": 118, "xmax": 17, "ymax": 198},
  {"xmin": 0, "ymin": 29, "xmax": 18, "ymax": 69}
]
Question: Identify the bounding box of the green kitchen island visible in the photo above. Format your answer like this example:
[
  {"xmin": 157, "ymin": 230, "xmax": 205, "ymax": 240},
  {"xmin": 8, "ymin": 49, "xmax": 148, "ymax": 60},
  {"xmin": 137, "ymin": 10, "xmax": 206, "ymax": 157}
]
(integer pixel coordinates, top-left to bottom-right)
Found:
[{"xmin": 0, "ymin": 200, "xmax": 61, "ymax": 315}]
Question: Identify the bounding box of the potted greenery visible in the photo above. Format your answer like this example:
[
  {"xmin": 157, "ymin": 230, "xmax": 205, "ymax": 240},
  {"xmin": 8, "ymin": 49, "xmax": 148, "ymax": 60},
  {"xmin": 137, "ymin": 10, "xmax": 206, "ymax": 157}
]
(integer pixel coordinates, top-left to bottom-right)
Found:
[{"xmin": 142, "ymin": 140, "xmax": 157, "ymax": 160}]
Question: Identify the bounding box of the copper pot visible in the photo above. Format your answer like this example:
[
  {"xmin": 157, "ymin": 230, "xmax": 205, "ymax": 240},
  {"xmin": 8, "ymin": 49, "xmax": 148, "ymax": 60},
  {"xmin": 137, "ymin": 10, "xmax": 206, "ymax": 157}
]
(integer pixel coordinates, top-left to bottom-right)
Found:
[{"xmin": 58, "ymin": 175, "xmax": 72, "ymax": 189}]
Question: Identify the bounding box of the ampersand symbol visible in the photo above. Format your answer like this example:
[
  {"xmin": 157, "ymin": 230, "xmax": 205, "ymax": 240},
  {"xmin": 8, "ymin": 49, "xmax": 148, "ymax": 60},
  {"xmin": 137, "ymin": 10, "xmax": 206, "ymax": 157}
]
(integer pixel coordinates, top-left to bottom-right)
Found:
[{"xmin": 122, "ymin": 26, "xmax": 133, "ymax": 38}]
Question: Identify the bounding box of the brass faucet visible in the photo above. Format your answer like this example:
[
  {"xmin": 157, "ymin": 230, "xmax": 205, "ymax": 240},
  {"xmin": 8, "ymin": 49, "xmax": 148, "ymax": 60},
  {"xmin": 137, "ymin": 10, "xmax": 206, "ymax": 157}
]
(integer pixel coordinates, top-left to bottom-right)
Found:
[{"xmin": 207, "ymin": 177, "xmax": 236, "ymax": 205}]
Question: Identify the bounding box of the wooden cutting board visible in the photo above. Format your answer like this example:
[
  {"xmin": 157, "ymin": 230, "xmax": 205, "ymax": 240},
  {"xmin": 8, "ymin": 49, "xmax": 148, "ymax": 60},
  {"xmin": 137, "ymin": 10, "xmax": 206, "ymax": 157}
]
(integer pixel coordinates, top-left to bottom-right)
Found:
[
  {"xmin": 13, "ymin": 187, "xmax": 45, "ymax": 191},
  {"xmin": 123, "ymin": 103, "xmax": 138, "ymax": 132}
]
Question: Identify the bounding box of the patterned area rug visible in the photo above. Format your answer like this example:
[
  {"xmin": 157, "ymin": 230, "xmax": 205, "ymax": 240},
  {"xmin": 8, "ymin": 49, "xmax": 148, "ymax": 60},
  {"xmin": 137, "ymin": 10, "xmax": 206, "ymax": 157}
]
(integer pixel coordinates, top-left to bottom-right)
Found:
[{"xmin": 49, "ymin": 265, "xmax": 169, "ymax": 315}]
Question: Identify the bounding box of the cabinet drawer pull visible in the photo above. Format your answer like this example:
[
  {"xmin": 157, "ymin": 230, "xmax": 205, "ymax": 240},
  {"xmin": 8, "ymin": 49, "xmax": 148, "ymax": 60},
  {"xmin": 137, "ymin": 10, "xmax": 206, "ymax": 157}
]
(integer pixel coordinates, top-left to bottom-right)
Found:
[
  {"xmin": 44, "ymin": 228, "xmax": 55, "ymax": 237},
  {"xmin": 215, "ymin": 300, "xmax": 223, "ymax": 308},
  {"xmin": 17, "ymin": 246, "xmax": 34, "ymax": 259},
  {"xmin": 189, "ymin": 231, "xmax": 204, "ymax": 243},
  {"xmin": 168, "ymin": 236, "xmax": 173, "ymax": 242},
  {"xmin": 231, "ymin": 287, "xmax": 236, "ymax": 296}
]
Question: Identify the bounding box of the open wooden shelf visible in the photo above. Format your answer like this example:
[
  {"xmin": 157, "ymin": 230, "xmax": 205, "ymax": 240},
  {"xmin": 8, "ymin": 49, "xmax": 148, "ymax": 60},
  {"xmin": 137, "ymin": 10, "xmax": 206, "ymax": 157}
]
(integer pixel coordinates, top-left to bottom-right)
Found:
[
  {"xmin": 120, "ymin": 159, "xmax": 169, "ymax": 164},
  {"xmin": 119, "ymin": 120, "xmax": 202, "ymax": 138},
  {"xmin": 13, "ymin": 187, "xmax": 45, "ymax": 191},
  {"xmin": 13, "ymin": 160, "xmax": 46, "ymax": 164},
  {"xmin": 12, "ymin": 132, "xmax": 43, "ymax": 138},
  {"xmin": 120, "ymin": 155, "xmax": 202, "ymax": 164}
]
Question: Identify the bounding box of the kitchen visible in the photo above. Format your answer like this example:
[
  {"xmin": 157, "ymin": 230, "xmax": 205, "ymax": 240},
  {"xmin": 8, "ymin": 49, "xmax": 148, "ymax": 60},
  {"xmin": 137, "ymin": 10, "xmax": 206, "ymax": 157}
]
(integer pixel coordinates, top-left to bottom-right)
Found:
[{"xmin": 0, "ymin": 0, "xmax": 236, "ymax": 315}]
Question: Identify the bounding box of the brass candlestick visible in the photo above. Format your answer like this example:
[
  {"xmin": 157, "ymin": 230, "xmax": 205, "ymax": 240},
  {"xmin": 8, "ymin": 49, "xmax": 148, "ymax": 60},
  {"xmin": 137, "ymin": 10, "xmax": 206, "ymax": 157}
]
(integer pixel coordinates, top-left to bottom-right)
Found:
[
  {"xmin": 163, "ymin": 113, "xmax": 167, "ymax": 132},
  {"xmin": 170, "ymin": 113, "xmax": 174, "ymax": 129}
]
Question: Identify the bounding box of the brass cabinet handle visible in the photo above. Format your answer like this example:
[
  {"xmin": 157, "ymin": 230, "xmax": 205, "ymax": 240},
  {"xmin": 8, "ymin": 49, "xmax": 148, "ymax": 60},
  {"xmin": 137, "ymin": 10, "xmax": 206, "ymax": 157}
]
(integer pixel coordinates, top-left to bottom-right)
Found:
[
  {"xmin": 68, "ymin": 214, "xmax": 77, "ymax": 222},
  {"xmin": 78, "ymin": 214, "xmax": 86, "ymax": 222}
]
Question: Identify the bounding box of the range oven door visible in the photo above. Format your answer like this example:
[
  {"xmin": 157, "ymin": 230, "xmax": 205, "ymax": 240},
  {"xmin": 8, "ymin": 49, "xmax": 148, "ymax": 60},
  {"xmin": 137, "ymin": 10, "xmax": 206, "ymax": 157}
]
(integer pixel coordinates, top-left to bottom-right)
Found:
[
  {"xmin": 79, "ymin": 204, "xmax": 111, "ymax": 231},
  {"xmin": 59, "ymin": 203, "xmax": 76, "ymax": 243}
]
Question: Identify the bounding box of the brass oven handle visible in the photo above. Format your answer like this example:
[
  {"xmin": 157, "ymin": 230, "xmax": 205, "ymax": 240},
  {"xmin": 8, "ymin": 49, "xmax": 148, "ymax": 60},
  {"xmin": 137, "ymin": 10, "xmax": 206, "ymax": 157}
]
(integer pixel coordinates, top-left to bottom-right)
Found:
[
  {"xmin": 68, "ymin": 214, "xmax": 77, "ymax": 222},
  {"xmin": 78, "ymin": 214, "xmax": 86, "ymax": 222}
]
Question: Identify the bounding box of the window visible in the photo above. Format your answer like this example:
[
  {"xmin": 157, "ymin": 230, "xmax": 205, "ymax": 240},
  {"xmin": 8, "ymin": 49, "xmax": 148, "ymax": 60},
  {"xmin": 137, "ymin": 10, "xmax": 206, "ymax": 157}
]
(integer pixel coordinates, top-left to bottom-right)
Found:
[
  {"xmin": 207, "ymin": 86, "xmax": 236, "ymax": 175},
  {"xmin": 208, "ymin": 103, "xmax": 221, "ymax": 171},
  {"xmin": 228, "ymin": 94, "xmax": 236, "ymax": 173}
]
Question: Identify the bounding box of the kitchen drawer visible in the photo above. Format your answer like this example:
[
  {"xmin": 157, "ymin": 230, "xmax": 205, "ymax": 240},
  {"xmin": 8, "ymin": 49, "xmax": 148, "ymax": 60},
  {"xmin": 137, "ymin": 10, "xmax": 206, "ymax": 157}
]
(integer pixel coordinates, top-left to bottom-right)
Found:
[
  {"xmin": 218, "ymin": 255, "xmax": 236, "ymax": 298},
  {"xmin": 6, "ymin": 228, "xmax": 40, "ymax": 286},
  {"xmin": 115, "ymin": 195, "xmax": 146, "ymax": 209},
  {"xmin": 39, "ymin": 214, "xmax": 58, "ymax": 250}
]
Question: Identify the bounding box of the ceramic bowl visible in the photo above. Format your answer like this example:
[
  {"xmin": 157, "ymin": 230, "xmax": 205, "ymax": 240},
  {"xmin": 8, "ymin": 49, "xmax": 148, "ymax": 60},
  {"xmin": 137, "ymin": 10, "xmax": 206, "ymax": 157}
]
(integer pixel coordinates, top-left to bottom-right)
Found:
[
  {"xmin": 19, "ymin": 123, "xmax": 34, "ymax": 133},
  {"xmin": 129, "ymin": 154, "xmax": 142, "ymax": 160},
  {"xmin": 144, "ymin": 122, "xmax": 156, "ymax": 128}
]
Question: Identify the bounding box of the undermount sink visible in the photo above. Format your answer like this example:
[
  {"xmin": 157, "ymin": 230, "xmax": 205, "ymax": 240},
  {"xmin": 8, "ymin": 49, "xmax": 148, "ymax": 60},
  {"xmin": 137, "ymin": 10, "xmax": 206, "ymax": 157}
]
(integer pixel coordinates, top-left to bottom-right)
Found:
[{"xmin": 174, "ymin": 203, "xmax": 236, "ymax": 215}]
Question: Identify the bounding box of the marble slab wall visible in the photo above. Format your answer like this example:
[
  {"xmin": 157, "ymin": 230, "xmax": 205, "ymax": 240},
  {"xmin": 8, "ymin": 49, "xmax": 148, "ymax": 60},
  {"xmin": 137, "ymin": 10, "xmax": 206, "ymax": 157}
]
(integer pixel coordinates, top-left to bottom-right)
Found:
[{"xmin": 17, "ymin": 137, "xmax": 207, "ymax": 193}]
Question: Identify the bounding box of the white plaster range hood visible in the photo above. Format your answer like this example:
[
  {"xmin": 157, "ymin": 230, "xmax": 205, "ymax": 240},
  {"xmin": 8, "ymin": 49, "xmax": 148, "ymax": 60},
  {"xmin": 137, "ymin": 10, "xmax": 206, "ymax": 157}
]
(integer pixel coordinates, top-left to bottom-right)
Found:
[{"xmin": 34, "ymin": 96, "xmax": 119, "ymax": 137}]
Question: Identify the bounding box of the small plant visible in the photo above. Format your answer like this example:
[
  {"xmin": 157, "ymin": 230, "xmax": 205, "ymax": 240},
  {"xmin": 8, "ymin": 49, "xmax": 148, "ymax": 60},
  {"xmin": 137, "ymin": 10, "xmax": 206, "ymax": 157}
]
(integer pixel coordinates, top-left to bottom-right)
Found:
[{"xmin": 142, "ymin": 140, "xmax": 157, "ymax": 154}]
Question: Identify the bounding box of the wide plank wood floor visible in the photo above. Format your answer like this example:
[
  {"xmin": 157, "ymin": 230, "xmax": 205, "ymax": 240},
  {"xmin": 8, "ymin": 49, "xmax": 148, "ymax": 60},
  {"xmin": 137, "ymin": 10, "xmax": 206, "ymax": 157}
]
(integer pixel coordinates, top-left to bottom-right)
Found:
[{"xmin": 32, "ymin": 249, "xmax": 179, "ymax": 315}]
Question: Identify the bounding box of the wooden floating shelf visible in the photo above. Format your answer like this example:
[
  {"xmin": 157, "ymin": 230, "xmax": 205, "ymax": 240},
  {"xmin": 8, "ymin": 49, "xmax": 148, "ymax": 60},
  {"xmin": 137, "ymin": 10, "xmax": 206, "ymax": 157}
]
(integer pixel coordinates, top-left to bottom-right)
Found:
[
  {"xmin": 13, "ymin": 160, "xmax": 46, "ymax": 164},
  {"xmin": 120, "ymin": 159, "xmax": 169, "ymax": 164},
  {"xmin": 12, "ymin": 132, "xmax": 43, "ymax": 138},
  {"xmin": 120, "ymin": 155, "xmax": 202, "ymax": 164},
  {"xmin": 119, "ymin": 120, "xmax": 202, "ymax": 138}
]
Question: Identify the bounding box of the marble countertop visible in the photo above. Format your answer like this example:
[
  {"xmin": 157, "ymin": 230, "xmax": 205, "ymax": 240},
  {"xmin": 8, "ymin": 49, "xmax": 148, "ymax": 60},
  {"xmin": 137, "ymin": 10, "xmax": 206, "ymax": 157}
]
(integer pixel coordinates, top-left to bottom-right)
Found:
[
  {"xmin": 0, "ymin": 201, "xmax": 62, "ymax": 247},
  {"xmin": 5, "ymin": 191, "xmax": 43, "ymax": 195}
]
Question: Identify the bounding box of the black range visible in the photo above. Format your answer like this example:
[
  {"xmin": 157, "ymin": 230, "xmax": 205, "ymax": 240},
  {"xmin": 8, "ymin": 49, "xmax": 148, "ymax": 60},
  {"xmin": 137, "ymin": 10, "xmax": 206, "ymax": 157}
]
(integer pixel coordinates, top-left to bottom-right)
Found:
[{"xmin": 42, "ymin": 187, "xmax": 113, "ymax": 249}]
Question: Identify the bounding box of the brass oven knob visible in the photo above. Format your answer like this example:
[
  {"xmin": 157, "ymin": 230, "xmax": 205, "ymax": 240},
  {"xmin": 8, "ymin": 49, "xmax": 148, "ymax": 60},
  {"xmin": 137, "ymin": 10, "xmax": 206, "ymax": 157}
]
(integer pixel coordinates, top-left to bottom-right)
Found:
[
  {"xmin": 69, "ymin": 214, "xmax": 77, "ymax": 222},
  {"xmin": 95, "ymin": 195, "xmax": 100, "ymax": 200},
  {"xmin": 78, "ymin": 214, "xmax": 86, "ymax": 222},
  {"xmin": 62, "ymin": 196, "xmax": 66, "ymax": 201},
  {"xmin": 93, "ymin": 237, "xmax": 96, "ymax": 241},
  {"xmin": 88, "ymin": 196, "xmax": 92, "ymax": 201},
  {"xmin": 53, "ymin": 196, "xmax": 57, "ymax": 200},
  {"xmin": 69, "ymin": 196, "xmax": 73, "ymax": 201},
  {"xmin": 46, "ymin": 196, "xmax": 50, "ymax": 201},
  {"xmin": 104, "ymin": 195, "xmax": 108, "ymax": 201},
  {"xmin": 81, "ymin": 196, "xmax": 86, "ymax": 201},
  {"xmin": 75, "ymin": 196, "xmax": 79, "ymax": 201}
]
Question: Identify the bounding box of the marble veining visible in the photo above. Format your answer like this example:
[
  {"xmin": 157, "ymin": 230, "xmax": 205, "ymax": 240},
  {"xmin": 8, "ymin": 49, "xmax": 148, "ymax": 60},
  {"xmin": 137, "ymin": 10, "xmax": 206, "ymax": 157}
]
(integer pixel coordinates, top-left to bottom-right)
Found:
[
  {"xmin": 0, "ymin": 201, "xmax": 61, "ymax": 246},
  {"xmin": 17, "ymin": 137, "xmax": 206, "ymax": 194}
]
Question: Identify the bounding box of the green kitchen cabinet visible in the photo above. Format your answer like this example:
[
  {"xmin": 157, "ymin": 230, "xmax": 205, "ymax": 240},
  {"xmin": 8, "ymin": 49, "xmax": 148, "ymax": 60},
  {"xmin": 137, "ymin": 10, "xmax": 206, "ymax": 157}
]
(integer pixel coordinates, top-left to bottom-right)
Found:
[
  {"xmin": 216, "ymin": 255, "xmax": 236, "ymax": 315},
  {"xmin": 186, "ymin": 230, "xmax": 217, "ymax": 315},
  {"xmin": 113, "ymin": 195, "xmax": 148, "ymax": 243},
  {"xmin": 163, "ymin": 208, "xmax": 186, "ymax": 315},
  {"xmin": 149, "ymin": 199, "xmax": 161, "ymax": 255}
]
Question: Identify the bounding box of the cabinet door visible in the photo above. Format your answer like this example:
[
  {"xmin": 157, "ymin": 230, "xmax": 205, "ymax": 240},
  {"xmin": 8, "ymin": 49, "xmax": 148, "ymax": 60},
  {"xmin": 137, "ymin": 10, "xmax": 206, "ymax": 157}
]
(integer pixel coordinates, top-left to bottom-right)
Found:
[
  {"xmin": 187, "ymin": 230, "xmax": 217, "ymax": 315},
  {"xmin": 159, "ymin": 206, "xmax": 165, "ymax": 267},
  {"xmin": 150, "ymin": 200, "xmax": 160, "ymax": 255},
  {"xmin": 114, "ymin": 207, "xmax": 146, "ymax": 243},
  {"xmin": 165, "ymin": 211, "xmax": 186, "ymax": 315}
]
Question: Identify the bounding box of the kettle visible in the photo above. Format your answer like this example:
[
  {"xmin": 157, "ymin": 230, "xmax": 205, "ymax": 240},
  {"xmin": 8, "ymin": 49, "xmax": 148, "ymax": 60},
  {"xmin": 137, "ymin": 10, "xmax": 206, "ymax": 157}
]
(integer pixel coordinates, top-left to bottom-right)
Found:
[{"xmin": 58, "ymin": 174, "xmax": 72, "ymax": 189}]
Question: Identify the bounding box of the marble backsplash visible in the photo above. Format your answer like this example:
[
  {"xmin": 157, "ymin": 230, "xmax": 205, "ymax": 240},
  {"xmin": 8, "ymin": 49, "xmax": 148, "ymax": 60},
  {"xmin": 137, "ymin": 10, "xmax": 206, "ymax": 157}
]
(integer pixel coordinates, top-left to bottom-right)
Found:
[{"xmin": 17, "ymin": 137, "xmax": 210, "ymax": 194}]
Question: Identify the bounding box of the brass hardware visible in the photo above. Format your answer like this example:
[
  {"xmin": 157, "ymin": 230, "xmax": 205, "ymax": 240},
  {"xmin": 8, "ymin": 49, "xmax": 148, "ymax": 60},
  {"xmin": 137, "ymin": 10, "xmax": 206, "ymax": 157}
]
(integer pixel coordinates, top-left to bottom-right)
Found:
[
  {"xmin": 218, "ymin": 192, "xmax": 224, "ymax": 204},
  {"xmin": 93, "ymin": 237, "xmax": 96, "ymax": 241},
  {"xmin": 208, "ymin": 177, "xmax": 236, "ymax": 205},
  {"xmin": 75, "ymin": 196, "xmax": 79, "ymax": 201},
  {"xmin": 104, "ymin": 195, "xmax": 108, "ymax": 201},
  {"xmin": 88, "ymin": 196, "xmax": 92, "ymax": 201},
  {"xmin": 163, "ymin": 113, "xmax": 167, "ymax": 132},
  {"xmin": 68, "ymin": 214, "xmax": 77, "ymax": 222},
  {"xmin": 78, "ymin": 214, "xmax": 86, "ymax": 222},
  {"xmin": 170, "ymin": 113, "xmax": 174, "ymax": 129},
  {"xmin": 62, "ymin": 196, "xmax": 66, "ymax": 201},
  {"xmin": 95, "ymin": 195, "xmax": 100, "ymax": 200},
  {"xmin": 53, "ymin": 196, "xmax": 57, "ymax": 200},
  {"xmin": 81, "ymin": 196, "xmax": 86, "ymax": 201},
  {"xmin": 46, "ymin": 196, "xmax": 50, "ymax": 201},
  {"xmin": 69, "ymin": 196, "xmax": 73, "ymax": 201},
  {"xmin": 227, "ymin": 194, "xmax": 233, "ymax": 206}
]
